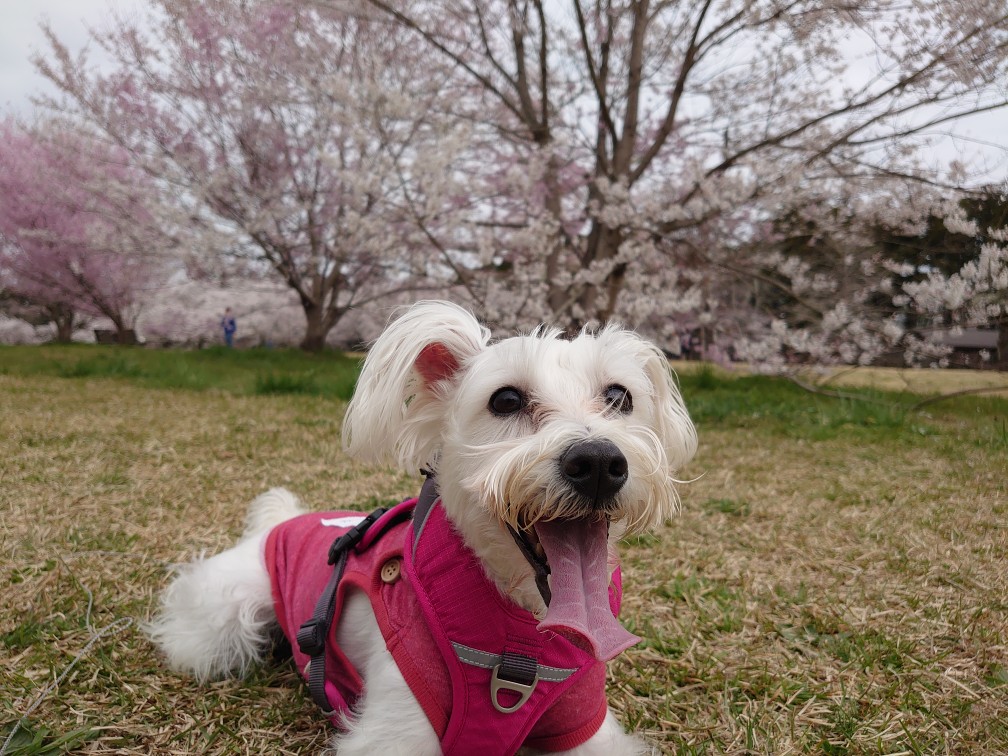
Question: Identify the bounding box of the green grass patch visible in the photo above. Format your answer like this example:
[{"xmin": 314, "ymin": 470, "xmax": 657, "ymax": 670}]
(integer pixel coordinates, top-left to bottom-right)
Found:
[
  {"xmin": 0, "ymin": 721, "xmax": 100, "ymax": 756},
  {"xmin": 653, "ymin": 573, "xmax": 746, "ymax": 634},
  {"xmin": 253, "ymin": 371, "xmax": 320, "ymax": 395},
  {"xmin": 676, "ymin": 367, "xmax": 1008, "ymax": 449},
  {"xmin": 3, "ymin": 345, "xmax": 1005, "ymax": 444},
  {"xmin": 0, "ymin": 344, "xmax": 361, "ymax": 400},
  {"xmin": 986, "ymin": 663, "xmax": 1008, "ymax": 687},
  {"xmin": 701, "ymin": 497, "xmax": 751, "ymax": 517},
  {"xmin": 822, "ymin": 628, "xmax": 914, "ymax": 671},
  {"xmin": 54, "ymin": 352, "xmax": 145, "ymax": 380}
]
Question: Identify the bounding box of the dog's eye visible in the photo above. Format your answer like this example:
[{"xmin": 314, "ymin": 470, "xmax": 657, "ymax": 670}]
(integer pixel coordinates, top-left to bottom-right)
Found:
[
  {"xmin": 489, "ymin": 387, "xmax": 527, "ymax": 416},
  {"xmin": 603, "ymin": 384, "xmax": 633, "ymax": 414}
]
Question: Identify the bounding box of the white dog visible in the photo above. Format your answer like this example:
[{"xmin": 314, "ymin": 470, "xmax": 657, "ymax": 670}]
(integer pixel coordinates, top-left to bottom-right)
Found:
[{"xmin": 148, "ymin": 301, "xmax": 696, "ymax": 755}]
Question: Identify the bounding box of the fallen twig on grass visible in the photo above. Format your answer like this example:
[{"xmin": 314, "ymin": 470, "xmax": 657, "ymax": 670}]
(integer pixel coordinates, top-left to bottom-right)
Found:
[
  {"xmin": 910, "ymin": 385, "xmax": 1008, "ymax": 411},
  {"xmin": 787, "ymin": 375, "xmax": 895, "ymax": 406}
]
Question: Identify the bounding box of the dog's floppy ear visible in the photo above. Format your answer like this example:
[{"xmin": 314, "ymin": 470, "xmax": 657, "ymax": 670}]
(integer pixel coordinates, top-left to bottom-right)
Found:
[
  {"xmin": 639, "ymin": 340, "xmax": 698, "ymax": 472},
  {"xmin": 342, "ymin": 300, "xmax": 489, "ymax": 471}
]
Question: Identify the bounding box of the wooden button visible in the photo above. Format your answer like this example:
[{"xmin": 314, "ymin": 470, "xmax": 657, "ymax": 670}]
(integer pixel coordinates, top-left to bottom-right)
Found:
[{"xmin": 380, "ymin": 558, "xmax": 402, "ymax": 584}]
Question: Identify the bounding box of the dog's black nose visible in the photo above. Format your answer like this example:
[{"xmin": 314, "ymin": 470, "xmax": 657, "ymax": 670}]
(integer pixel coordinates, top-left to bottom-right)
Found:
[{"xmin": 559, "ymin": 439, "xmax": 628, "ymax": 505}]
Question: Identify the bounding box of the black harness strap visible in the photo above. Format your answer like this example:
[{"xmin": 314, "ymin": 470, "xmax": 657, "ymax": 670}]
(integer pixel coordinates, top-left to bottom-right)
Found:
[
  {"xmin": 295, "ymin": 505, "xmax": 396, "ymax": 715},
  {"xmin": 415, "ymin": 475, "xmax": 551, "ymax": 607},
  {"xmin": 506, "ymin": 524, "xmax": 552, "ymax": 606},
  {"xmin": 295, "ymin": 553, "xmax": 351, "ymax": 714},
  {"xmin": 410, "ymin": 472, "xmax": 442, "ymax": 558}
]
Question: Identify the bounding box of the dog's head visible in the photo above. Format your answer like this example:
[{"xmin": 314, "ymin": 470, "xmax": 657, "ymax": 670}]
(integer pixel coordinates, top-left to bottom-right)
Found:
[{"xmin": 343, "ymin": 300, "xmax": 697, "ymax": 659}]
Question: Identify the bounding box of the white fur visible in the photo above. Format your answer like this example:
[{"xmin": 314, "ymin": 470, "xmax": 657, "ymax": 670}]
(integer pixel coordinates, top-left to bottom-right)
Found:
[
  {"xmin": 145, "ymin": 488, "xmax": 304, "ymax": 681},
  {"xmin": 148, "ymin": 301, "xmax": 695, "ymax": 754}
]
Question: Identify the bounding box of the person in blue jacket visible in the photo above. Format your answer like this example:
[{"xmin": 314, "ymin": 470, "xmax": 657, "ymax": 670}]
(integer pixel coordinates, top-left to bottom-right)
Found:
[{"xmin": 221, "ymin": 307, "xmax": 237, "ymax": 348}]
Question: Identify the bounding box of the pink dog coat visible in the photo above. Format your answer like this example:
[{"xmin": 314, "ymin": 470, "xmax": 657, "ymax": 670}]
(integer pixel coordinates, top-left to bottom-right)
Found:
[{"xmin": 263, "ymin": 492, "xmax": 632, "ymax": 754}]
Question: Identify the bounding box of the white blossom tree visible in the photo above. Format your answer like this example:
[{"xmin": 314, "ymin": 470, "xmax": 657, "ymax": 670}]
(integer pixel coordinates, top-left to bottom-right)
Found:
[
  {"xmin": 361, "ymin": 0, "xmax": 1008, "ymax": 365},
  {"xmin": 728, "ymin": 185, "xmax": 1008, "ymax": 369},
  {"xmin": 899, "ymin": 194, "xmax": 1008, "ymax": 367}
]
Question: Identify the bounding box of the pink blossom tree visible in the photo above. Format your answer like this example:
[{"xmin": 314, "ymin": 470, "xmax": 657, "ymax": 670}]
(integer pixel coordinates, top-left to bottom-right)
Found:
[
  {"xmin": 36, "ymin": 0, "xmax": 464, "ymax": 351},
  {"xmin": 362, "ymin": 0, "xmax": 1008, "ymax": 365},
  {"xmin": 0, "ymin": 118, "xmax": 166, "ymax": 342}
]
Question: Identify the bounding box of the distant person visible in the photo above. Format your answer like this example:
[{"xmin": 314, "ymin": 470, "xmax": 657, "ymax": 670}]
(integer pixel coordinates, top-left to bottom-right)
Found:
[{"xmin": 221, "ymin": 308, "xmax": 237, "ymax": 348}]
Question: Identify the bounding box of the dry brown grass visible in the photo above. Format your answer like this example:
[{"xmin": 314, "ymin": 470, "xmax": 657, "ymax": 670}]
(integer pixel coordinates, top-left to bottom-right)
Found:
[
  {"xmin": 1, "ymin": 375, "xmax": 409, "ymax": 754},
  {"xmin": 2, "ymin": 368, "xmax": 1006, "ymax": 754},
  {"xmin": 673, "ymin": 359, "xmax": 1008, "ymax": 397},
  {"xmin": 635, "ymin": 428, "xmax": 1008, "ymax": 753},
  {"xmin": 809, "ymin": 366, "xmax": 1008, "ymax": 396}
]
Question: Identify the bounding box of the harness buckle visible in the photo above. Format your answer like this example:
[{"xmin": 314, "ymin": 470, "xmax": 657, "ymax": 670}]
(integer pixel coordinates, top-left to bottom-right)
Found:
[
  {"xmin": 490, "ymin": 663, "xmax": 539, "ymax": 714},
  {"xmin": 295, "ymin": 617, "xmax": 328, "ymax": 657},
  {"xmin": 327, "ymin": 506, "xmax": 388, "ymax": 564}
]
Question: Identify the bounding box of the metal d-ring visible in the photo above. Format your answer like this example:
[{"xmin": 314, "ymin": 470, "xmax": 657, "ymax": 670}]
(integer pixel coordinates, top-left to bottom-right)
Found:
[{"xmin": 490, "ymin": 663, "xmax": 539, "ymax": 714}]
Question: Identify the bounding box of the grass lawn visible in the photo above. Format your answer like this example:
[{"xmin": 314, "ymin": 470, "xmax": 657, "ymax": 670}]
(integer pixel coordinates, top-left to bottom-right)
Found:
[{"xmin": 1, "ymin": 345, "xmax": 1006, "ymax": 754}]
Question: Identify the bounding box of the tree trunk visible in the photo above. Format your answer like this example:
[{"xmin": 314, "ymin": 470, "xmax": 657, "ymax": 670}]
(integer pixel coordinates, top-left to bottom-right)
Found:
[
  {"xmin": 998, "ymin": 318, "xmax": 1008, "ymax": 371},
  {"xmin": 109, "ymin": 314, "xmax": 136, "ymax": 345},
  {"xmin": 54, "ymin": 317, "xmax": 74, "ymax": 343},
  {"xmin": 49, "ymin": 305, "xmax": 76, "ymax": 343},
  {"xmin": 572, "ymin": 220, "xmax": 624, "ymax": 327},
  {"xmin": 300, "ymin": 318, "xmax": 327, "ymax": 352},
  {"xmin": 300, "ymin": 303, "xmax": 332, "ymax": 352}
]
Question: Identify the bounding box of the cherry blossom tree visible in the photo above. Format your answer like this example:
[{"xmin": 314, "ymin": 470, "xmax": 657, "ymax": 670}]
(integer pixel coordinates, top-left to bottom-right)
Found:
[
  {"xmin": 136, "ymin": 278, "xmax": 302, "ymax": 347},
  {"xmin": 361, "ymin": 0, "xmax": 1008, "ymax": 365},
  {"xmin": 0, "ymin": 290, "xmax": 73, "ymax": 343},
  {"xmin": 0, "ymin": 118, "xmax": 166, "ymax": 342},
  {"xmin": 31, "ymin": 0, "xmax": 1008, "ymax": 364},
  {"xmin": 898, "ymin": 193, "xmax": 1008, "ymax": 367},
  {"xmin": 711, "ymin": 179, "xmax": 1008, "ymax": 370},
  {"xmin": 36, "ymin": 0, "xmax": 464, "ymax": 350}
]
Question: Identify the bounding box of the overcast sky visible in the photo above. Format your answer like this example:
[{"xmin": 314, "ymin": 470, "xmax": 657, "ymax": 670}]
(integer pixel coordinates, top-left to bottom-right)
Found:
[
  {"xmin": 2, "ymin": 0, "xmax": 1005, "ymax": 181},
  {"xmin": 0, "ymin": 0, "xmax": 145, "ymax": 115}
]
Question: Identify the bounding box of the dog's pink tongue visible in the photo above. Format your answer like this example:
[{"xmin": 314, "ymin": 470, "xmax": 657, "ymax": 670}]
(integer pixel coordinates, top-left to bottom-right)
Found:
[{"xmin": 534, "ymin": 518, "xmax": 640, "ymax": 661}]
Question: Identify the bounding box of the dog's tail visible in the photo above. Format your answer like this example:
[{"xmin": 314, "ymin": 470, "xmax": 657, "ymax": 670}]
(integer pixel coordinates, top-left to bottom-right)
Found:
[
  {"xmin": 243, "ymin": 487, "xmax": 306, "ymax": 537},
  {"xmin": 146, "ymin": 488, "xmax": 305, "ymax": 682}
]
